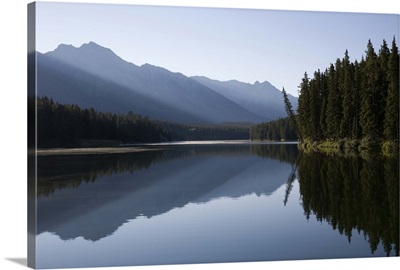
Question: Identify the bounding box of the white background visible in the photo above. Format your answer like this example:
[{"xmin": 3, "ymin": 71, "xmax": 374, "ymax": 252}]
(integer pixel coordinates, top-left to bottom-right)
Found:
[{"xmin": 0, "ymin": 1, "xmax": 399, "ymax": 270}]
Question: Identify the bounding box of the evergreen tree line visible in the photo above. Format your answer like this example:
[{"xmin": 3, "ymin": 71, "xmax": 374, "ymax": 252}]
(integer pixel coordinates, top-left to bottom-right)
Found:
[
  {"xmin": 37, "ymin": 97, "xmax": 249, "ymax": 148},
  {"xmin": 296, "ymin": 38, "xmax": 399, "ymax": 148},
  {"xmin": 250, "ymin": 117, "xmax": 298, "ymax": 141},
  {"xmin": 156, "ymin": 121, "xmax": 249, "ymax": 142},
  {"xmin": 37, "ymin": 97, "xmax": 161, "ymax": 147}
]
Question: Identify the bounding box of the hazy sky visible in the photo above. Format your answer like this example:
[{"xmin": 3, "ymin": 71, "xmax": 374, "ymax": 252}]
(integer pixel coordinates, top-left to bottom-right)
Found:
[{"xmin": 36, "ymin": 2, "xmax": 399, "ymax": 96}]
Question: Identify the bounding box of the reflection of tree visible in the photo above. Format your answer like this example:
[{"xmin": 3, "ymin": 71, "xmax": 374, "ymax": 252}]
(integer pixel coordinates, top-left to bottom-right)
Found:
[
  {"xmin": 298, "ymin": 153, "xmax": 399, "ymax": 256},
  {"xmin": 284, "ymin": 151, "xmax": 302, "ymax": 206},
  {"xmin": 283, "ymin": 169, "xmax": 296, "ymax": 206},
  {"xmin": 37, "ymin": 143, "xmax": 299, "ymax": 196},
  {"xmin": 189, "ymin": 143, "xmax": 299, "ymax": 206},
  {"xmin": 251, "ymin": 143, "xmax": 298, "ymax": 165},
  {"xmin": 37, "ymin": 150, "xmax": 165, "ymax": 196}
]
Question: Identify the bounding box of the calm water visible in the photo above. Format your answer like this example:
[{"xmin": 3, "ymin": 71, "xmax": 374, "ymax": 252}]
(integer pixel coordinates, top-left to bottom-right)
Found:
[{"xmin": 36, "ymin": 142, "xmax": 399, "ymax": 269}]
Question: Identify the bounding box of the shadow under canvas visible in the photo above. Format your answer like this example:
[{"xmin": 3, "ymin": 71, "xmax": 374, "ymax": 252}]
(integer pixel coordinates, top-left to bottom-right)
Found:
[{"xmin": 6, "ymin": 258, "xmax": 27, "ymax": 267}]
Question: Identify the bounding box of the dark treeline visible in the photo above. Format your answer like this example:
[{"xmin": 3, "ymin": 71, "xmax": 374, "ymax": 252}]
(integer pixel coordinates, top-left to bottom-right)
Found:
[
  {"xmin": 298, "ymin": 153, "xmax": 399, "ymax": 256},
  {"xmin": 156, "ymin": 121, "xmax": 249, "ymax": 142},
  {"xmin": 37, "ymin": 97, "xmax": 160, "ymax": 147},
  {"xmin": 37, "ymin": 97, "xmax": 249, "ymax": 148},
  {"xmin": 250, "ymin": 117, "xmax": 298, "ymax": 141},
  {"xmin": 296, "ymin": 38, "xmax": 399, "ymax": 151}
]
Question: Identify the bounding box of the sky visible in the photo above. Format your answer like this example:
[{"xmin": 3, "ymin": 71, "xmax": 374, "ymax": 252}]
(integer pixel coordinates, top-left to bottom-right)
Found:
[
  {"xmin": 35, "ymin": 1, "xmax": 399, "ymax": 96},
  {"xmin": 0, "ymin": 3, "xmax": 399, "ymax": 270}
]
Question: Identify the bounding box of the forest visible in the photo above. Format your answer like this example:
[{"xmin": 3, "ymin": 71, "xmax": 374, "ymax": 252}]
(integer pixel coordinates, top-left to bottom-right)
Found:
[
  {"xmin": 36, "ymin": 97, "xmax": 249, "ymax": 148},
  {"xmin": 251, "ymin": 38, "xmax": 399, "ymax": 154},
  {"xmin": 250, "ymin": 117, "xmax": 297, "ymax": 141}
]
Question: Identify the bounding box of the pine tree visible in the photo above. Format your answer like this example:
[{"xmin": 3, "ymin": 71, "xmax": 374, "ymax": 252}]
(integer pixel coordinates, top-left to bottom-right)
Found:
[
  {"xmin": 340, "ymin": 50, "xmax": 354, "ymax": 138},
  {"xmin": 360, "ymin": 40, "xmax": 380, "ymax": 140},
  {"xmin": 383, "ymin": 37, "xmax": 399, "ymax": 141},
  {"xmin": 319, "ymin": 69, "xmax": 329, "ymax": 139},
  {"xmin": 351, "ymin": 60, "xmax": 362, "ymax": 139},
  {"xmin": 325, "ymin": 62, "xmax": 342, "ymax": 139},
  {"xmin": 282, "ymin": 87, "xmax": 302, "ymax": 141},
  {"xmin": 377, "ymin": 39, "xmax": 391, "ymax": 136},
  {"xmin": 309, "ymin": 70, "xmax": 322, "ymax": 140},
  {"xmin": 297, "ymin": 72, "xmax": 311, "ymax": 139}
]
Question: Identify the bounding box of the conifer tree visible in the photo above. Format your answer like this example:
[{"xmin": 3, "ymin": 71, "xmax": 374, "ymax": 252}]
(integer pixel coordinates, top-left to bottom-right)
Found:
[
  {"xmin": 319, "ymin": 69, "xmax": 329, "ymax": 139},
  {"xmin": 340, "ymin": 50, "xmax": 354, "ymax": 138},
  {"xmin": 325, "ymin": 62, "xmax": 342, "ymax": 139},
  {"xmin": 360, "ymin": 40, "xmax": 380, "ymax": 139},
  {"xmin": 282, "ymin": 87, "xmax": 302, "ymax": 141},
  {"xmin": 309, "ymin": 70, "xmax": 322, "ymax": 140},
  {"xmin": 383, "ymin": 37, "xmax": 399, "ymax": 141},
  {"xmin": 377, "ymin": 39, "xmax": 391, "ymax": 135},
  {"xmin": 351, "ymin": 60, "xmax": 362, "ymax": 139},
  {"xmin": 297, "ymin": 72, "xmax": 311, "ymax": 139}
]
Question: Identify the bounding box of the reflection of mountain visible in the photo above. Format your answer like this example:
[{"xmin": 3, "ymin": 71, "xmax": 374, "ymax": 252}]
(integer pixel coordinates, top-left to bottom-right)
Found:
[
  {"xmin": 298, "ymin": 153, "xmax": 399, "ymax": 256},
  {"xmin": 37, "ymin": 143, "xmax": 298, "ymax": 196},
  {"xmin": 197, "ymin": 160, "xmax": 288, "ymax": 202},
  {"xmin": 37, "ymin": 144, "xmax": 297, "ymax": 241}
]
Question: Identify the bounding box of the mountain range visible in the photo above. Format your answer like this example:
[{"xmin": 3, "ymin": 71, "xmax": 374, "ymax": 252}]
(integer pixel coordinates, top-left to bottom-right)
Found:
[{"xmin": 37, "ymin": 42, "xmax": 297, "ymax": 124}]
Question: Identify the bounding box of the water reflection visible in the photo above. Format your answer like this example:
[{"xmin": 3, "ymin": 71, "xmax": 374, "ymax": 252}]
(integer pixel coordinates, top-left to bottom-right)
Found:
[
  {"xmin": 37, "ymin": 143, "xmax": 298, "ymax": 196},
  {"xmin": 37, "ymin": 143, "xmax": 298, "ymax": 241},
  {"xmin": 298, "ymin": 152, "xmax": 399, "ymax": 256},
  {"xmin": 36, "ymin": 142, "xmax": 399, "ymax": 266}
]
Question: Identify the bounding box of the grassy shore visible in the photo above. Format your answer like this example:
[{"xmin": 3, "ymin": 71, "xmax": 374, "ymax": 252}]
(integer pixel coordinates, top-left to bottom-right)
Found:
[{"xmin": 298, "ymin": 138, "xmax": 399, "ymax": 158}]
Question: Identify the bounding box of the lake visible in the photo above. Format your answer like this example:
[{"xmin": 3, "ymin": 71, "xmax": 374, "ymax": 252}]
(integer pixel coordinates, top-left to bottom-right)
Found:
[{"xmin": 35, "ymin": 141, "xmax": 399, "ymax": 268}]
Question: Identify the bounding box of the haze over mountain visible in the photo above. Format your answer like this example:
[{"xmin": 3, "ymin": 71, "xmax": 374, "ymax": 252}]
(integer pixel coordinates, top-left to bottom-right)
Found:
[
  {"xmin": 192, "ymin": 76, "xmax": 298, "ymax": 120},
  {"xmin": 37, "ymin": 42, "xmax": 297, "ymax": 124}
]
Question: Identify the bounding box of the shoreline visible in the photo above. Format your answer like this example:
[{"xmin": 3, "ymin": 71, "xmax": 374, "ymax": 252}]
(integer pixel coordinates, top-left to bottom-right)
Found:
[
  {"xmin": 36, "ymin": 140, "xmax": 299, "ymax": 156},
  {"xmin": 298, "ymin": 139, "xmax": 399, "ymax": 158},
  {"xmin": 36, "ymin": 146, "xmax": 166, "ymax": 156}
]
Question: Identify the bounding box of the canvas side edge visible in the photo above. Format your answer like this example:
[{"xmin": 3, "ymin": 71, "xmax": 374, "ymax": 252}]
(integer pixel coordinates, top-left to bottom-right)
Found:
[{"xmin": 27, "ymin": 2, "xmax": 37, "ymax": 269}]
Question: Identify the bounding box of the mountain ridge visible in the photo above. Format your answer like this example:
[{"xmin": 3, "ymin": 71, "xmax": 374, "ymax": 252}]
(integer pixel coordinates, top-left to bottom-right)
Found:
[
  {"xmin": 38, "ymin": 41, "xmax": 296, "ymax": 124},
  {"xmin": 191, "ymin": 75, "xmax": 298, "ymax": 120}
]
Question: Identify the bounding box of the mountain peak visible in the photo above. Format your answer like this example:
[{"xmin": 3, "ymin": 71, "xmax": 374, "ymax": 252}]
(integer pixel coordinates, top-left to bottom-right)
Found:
[
  {"xmin": 54, "ymin": 41, "xmax": 104, "ymax": 50},
  {"xmin": 84, "ymin": 41, "xmax": 100, "ymax": 46},
  {"xmin": 80, "ymin": 41, "xmax": 115, "ymax": 54},
  {"xmin": 51, "ymin": 41, "xmax": 115, "ymax": 56},
  {"xmin": 54, "ymin": 43, "xmax": 75, "ymax": 51},
  {"xmin": 80, "ymin": 41, "xmax": 106, "ymax": 50},
  {"xmin": 48, "ymin": 41, "xmax": 129, "ymax": 69},
  {"xmin": 254, "ymin": 80, "xmax": 272, "ymax": 87},
  {"xmin": 141, "ymin": 63, "xmax": 157, "ymax": 68}
]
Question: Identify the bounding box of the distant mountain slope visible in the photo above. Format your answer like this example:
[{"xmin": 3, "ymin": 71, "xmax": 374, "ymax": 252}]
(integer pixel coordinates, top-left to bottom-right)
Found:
[
  {"xmin": 38, "ymin": 42, "xmax": 269, "ymax": 124},
  {"xmin": 37, "ymin": 52, "xmax": 198, "ymax": 122},
  {"xmin": 192, "ymin": 76, "xmax": 298, "ymax": 120}
]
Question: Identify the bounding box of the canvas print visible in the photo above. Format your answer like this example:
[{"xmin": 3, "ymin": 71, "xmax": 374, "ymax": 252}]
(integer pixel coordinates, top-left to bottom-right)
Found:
[{"xmin": 28, "ymin": 1, "xmax": 399, "ymax": 269}]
